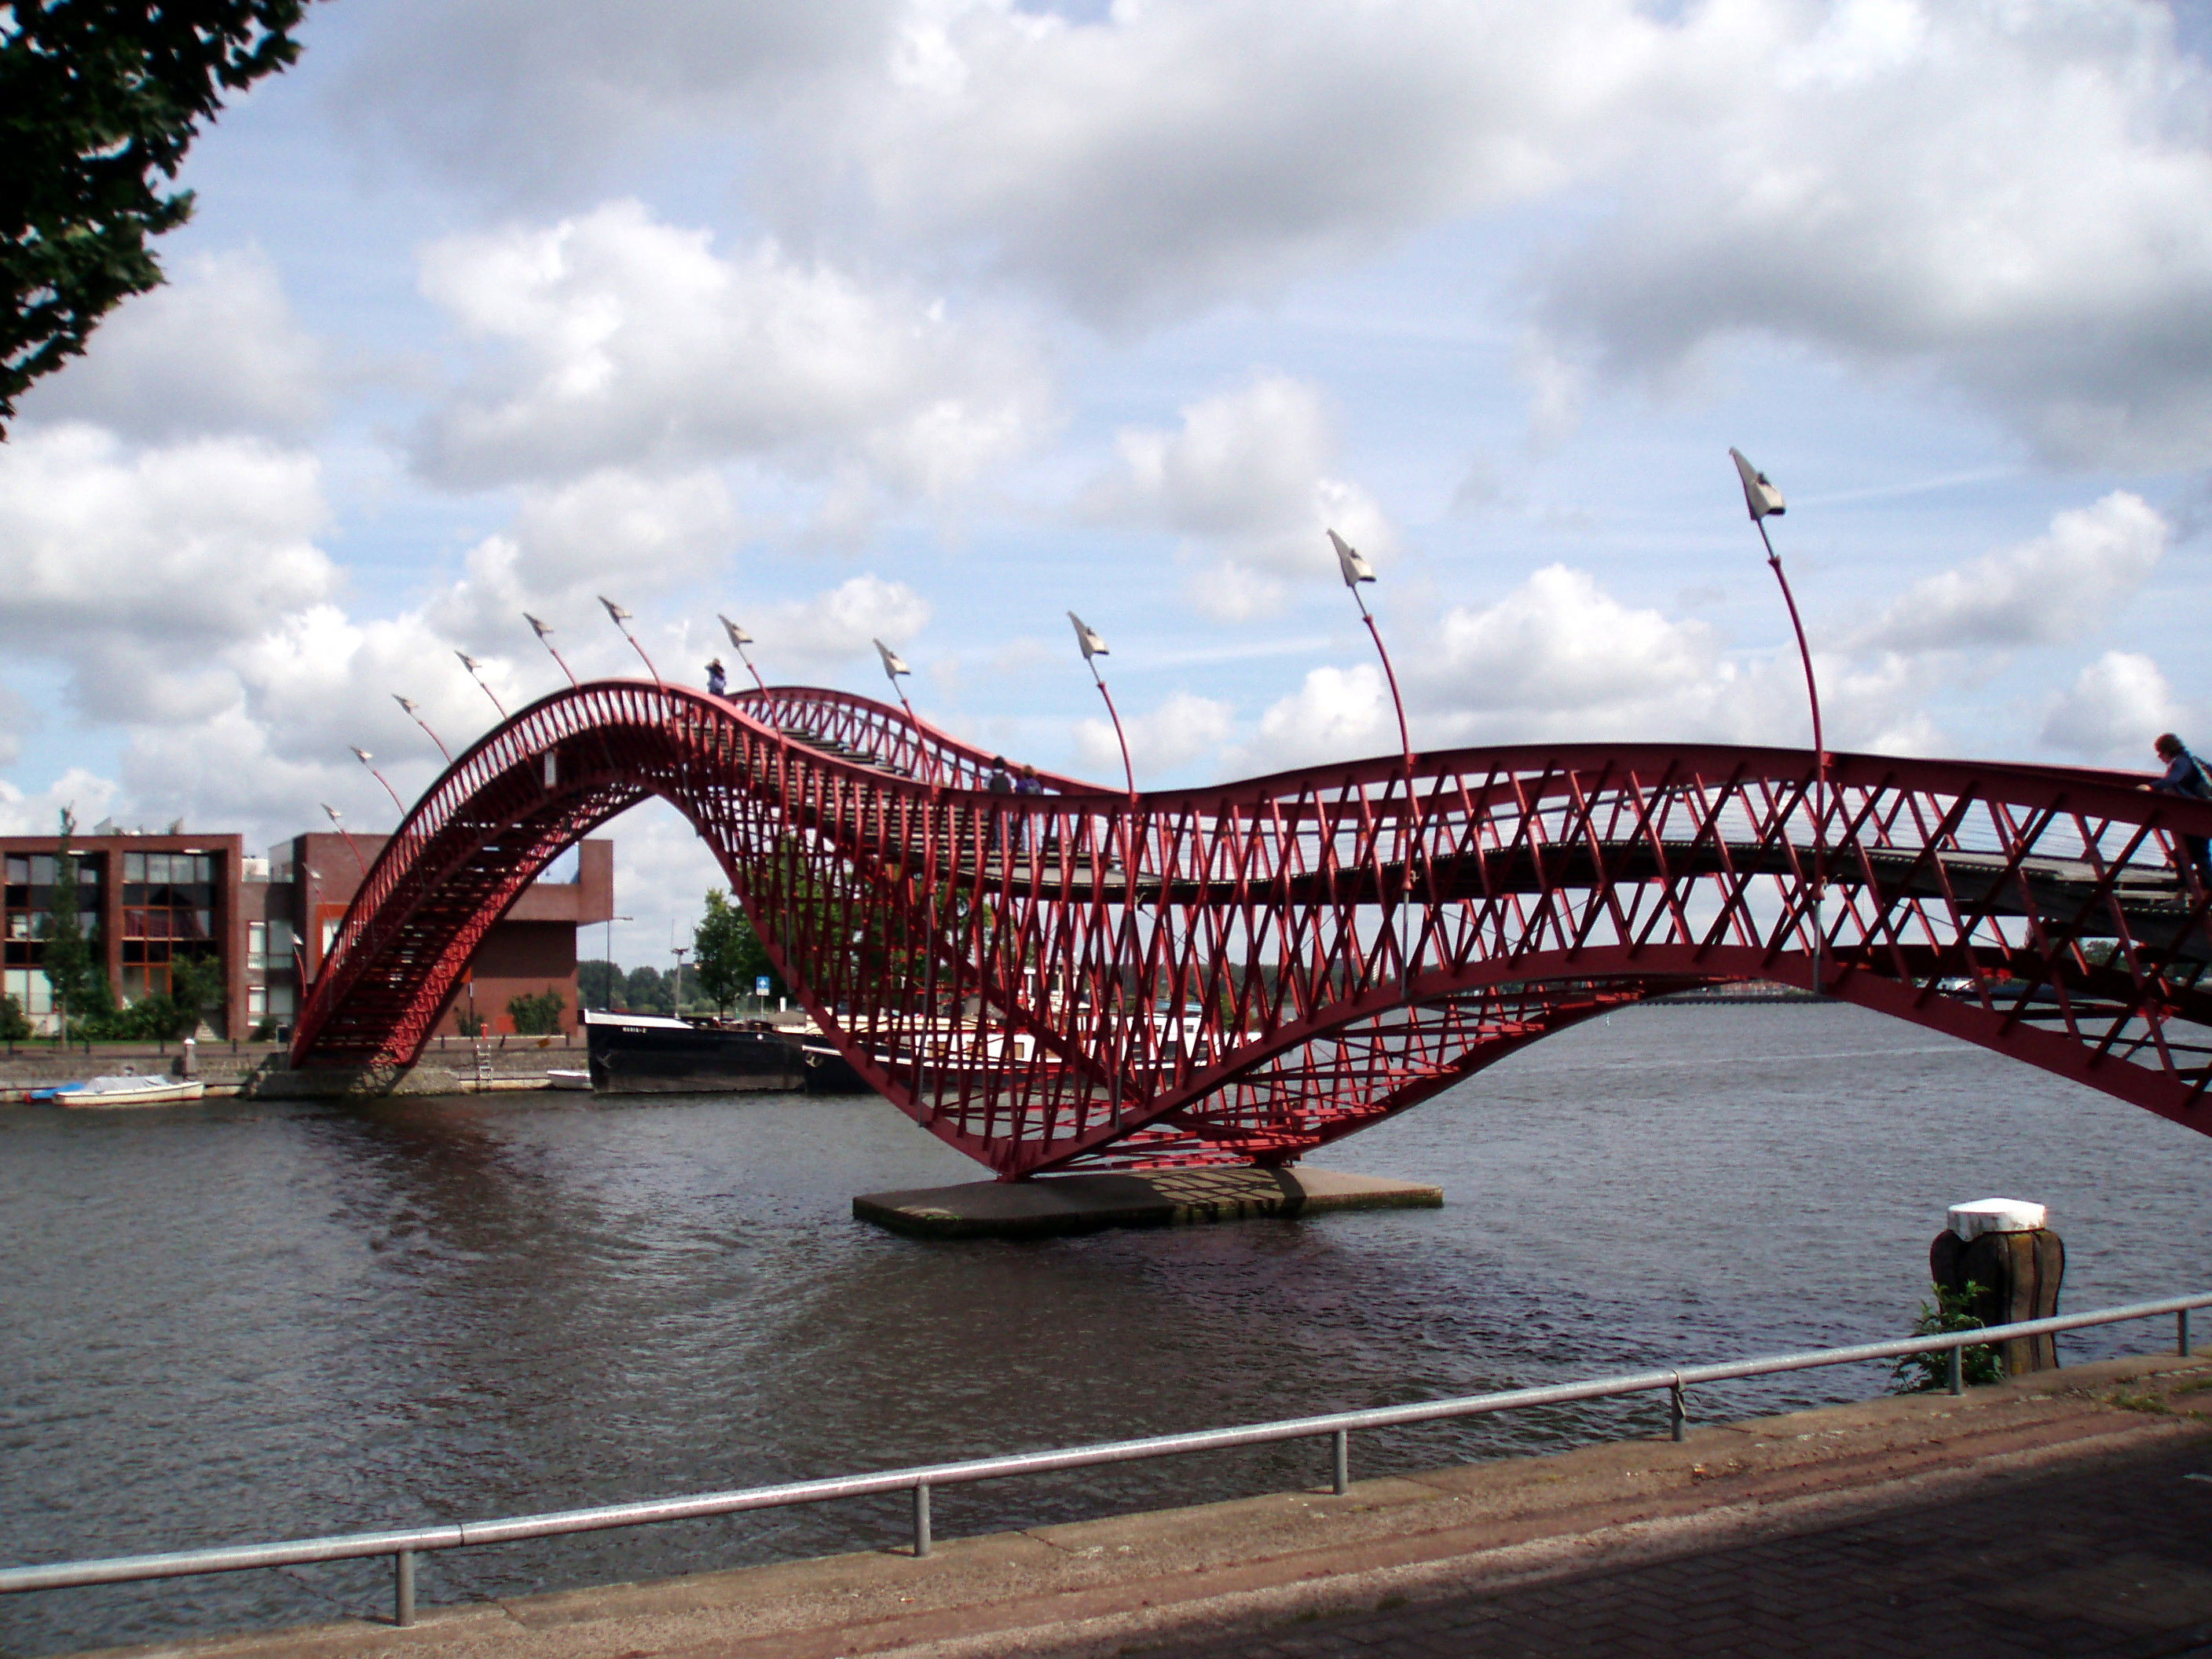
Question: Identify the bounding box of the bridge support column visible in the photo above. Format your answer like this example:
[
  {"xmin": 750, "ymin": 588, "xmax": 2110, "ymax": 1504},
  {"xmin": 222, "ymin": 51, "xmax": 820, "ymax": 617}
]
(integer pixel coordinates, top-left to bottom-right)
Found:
[{"xmin": 1932, "ymin": 1199, "xmax": 2065, "ymax": 1376}]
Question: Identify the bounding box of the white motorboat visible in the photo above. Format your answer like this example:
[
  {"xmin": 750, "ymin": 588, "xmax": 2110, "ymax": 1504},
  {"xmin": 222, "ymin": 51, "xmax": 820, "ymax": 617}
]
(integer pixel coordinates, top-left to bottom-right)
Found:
[{"xmin": 53, "ymin": 1075, "xmax": 207, "ymax": 1108}]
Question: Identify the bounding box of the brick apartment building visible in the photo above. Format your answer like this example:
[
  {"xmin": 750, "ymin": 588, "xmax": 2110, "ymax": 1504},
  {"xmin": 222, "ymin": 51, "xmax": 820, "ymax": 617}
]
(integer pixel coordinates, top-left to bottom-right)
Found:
[{"xmin": 2, "ymin": 825, "xmax": 613, "ymax": 1040}]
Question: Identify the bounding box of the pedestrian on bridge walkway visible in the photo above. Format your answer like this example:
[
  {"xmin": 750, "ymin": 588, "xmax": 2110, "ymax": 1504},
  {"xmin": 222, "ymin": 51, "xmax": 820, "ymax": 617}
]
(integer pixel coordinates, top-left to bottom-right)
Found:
[{"xmin": 2149, "ymin": 732, "xmax": 2212, "ymax": 880}]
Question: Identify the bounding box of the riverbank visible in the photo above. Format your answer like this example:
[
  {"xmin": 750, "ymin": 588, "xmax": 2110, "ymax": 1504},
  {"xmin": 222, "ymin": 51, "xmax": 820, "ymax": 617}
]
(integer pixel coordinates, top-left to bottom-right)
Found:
[
  {"xmin": 57, "ymin": 1348, "xmax": 2212, "ymax": 1659},
  {"xmin": 0, "ymin": 1038, "xmax": 585, "ymax": 1099}
]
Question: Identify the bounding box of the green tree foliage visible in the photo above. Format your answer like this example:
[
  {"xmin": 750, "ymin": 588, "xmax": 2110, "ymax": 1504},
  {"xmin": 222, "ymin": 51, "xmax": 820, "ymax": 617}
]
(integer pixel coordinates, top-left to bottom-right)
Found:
[
  {"xmin": 1890, "ymin": 1280, "xmax": 2002, "ymax": 1393},
  {"xmin": 623, "ymin": 965, "xmax": 674, "ymax": 1016},
  {"xmin": 39, "ymin": 810, "xmax": 94, "ymax": 1040},
  {"xmin": 577, "ymin": 958, "xmax": 625, "ymax": 1012},
  {"xmin": 0, "ymin": 992, "xmax": 31, "ymax": 1042},
  {"xmin": 454, "ymin": 1009, "xmax": 487, "ymax": 1038},
  {"xmin": 2, "ymin": 0, "xmax": 313, "ymax": 427},
  {"xmin": 693, "ymin": 888, "xmax": 779, "ymax": 1016},
  {"xmin": 506, "ymin": 987, "xmax": 566, "ymax": 1035},
  {"xmin": 163, "ymin": 950, "xmax": 222, "ymax": 1038}
]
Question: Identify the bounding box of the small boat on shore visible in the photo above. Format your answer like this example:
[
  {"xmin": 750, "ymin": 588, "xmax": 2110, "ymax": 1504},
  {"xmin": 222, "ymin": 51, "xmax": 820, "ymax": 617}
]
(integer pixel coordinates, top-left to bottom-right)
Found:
[{"xmin": 44, "ymin": 1075, "xmax": 207, "ymax": 1108}]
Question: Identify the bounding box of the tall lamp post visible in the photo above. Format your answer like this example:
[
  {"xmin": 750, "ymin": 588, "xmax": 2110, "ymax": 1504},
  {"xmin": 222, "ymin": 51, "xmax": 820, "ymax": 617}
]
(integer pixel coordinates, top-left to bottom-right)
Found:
[
  {"xmin": 320, "ymin": 803, "xmax": 367, "ymax": 874},
  {"xmin": 349, "ymin": 748, "xmax": 406, "ymax": 816},
  {"xmin": 598, "ymin": 914, "xmax": 634, "ymax": 1010},
  {"xmin": 524, "ymin": 613, "xmax": 580, "ymax": 689},
  {"xmin": 598, "ymin": 596, "xmax": 663, "ymax": 687},
  {"xmin": 1068, "ymin": 611, "xmax": 1136, "ymax": 799},
  {"xmin": 1729, "ymin": 447, "xmax": 1827, "ymax": 995},
  {"xmin": 393, "ymin": 695, "xmax": 452, "ymax": 764},
  {"xmin": 1327, "ymin": 531, "xmax": 1413, "ymax": 771},
  {"xmin": 719, "ymin": 616, "xmax": 767, "ymax": 693},
  {"xmin": 456, "ymin": 651, "xmax": 508, "ymax": 721},
  {"xmin": 874, "ymin": 639, "xmax": 918, "ymax": 723}
]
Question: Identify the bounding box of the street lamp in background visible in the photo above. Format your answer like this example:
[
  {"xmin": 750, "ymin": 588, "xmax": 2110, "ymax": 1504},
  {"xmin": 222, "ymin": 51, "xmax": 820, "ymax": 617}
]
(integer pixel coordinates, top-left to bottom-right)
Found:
[
  {"xmin": 719, "ymin": 616, "xmax": 767, "ymax": 693},
  {"xmin": 1327, "ymin": 531, "xmax": 1413, "ymax": 771},
  {"xmin": 1068, "ymin": 611, "xmax": 1136, "ymax": 799},
  {"xmin": 1729, "ymin": 446, "xmax": 1828, "ymax": 996},
  {"xmin": 393, "ymin": 695, "xmax": 452, "ymax": 764},
  {"xmin": 599, "ymin": 914, "xmax": 634, "ymax": 1009},
  {"xmin": 456, "ymin": 651, "xmax": 508, "ymax": 720},
  {"xmin": 348, "ymin": 748, "xmax": 405, "ymax": 816},
  {"xmin": 597, "ymin": 596, "xmax": 664, "ymax": 687},
  {"xmin": 524, "ymin": 613, "xmax": 580, "ymax": 689}
]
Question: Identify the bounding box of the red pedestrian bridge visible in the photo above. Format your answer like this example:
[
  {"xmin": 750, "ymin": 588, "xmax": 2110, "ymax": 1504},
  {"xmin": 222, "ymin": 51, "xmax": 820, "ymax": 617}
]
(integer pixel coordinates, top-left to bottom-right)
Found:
[{"xmin": 291, "ymin": 681, "xmax": 2212, "ymax": 1177}]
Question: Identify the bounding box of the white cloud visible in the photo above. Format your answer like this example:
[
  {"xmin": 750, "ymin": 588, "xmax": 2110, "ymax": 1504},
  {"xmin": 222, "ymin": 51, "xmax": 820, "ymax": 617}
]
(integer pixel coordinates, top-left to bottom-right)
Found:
[
  {"xmin": 747, "ymin": 575, "xmax": 933, "ymax": 681},
  {"xmin": 1420, "ymin": 564, "xmax": 1716, "ymax": 714},
  {"xmin": 1533, "ymin": 3, "xmax": 2212, "ymax": 466},
  {"xmin": 1228, "ymin": 664, "xmax": 1392, "ymax": 775},
  {"xmin": 17, "ymin": 248, "xmax": 330, "ymax": 441},
  {"xmin": 414, "ymin": 200, "xmax": 1049, "ymax": 492},
  {"xmin": 1075, "ymin": 690, "xmax": 1233, "ymax": 781},
  {"xmin": 2040, "ymin": 650, "xmax": 2187, "ymax": 763},
  {"xmin": 1092, "ymin": 372, "xmax": 1393, "ymax": 619},
  {"xmin": 1853, "ymin": 492, "xmax": 2167, "ymax": 653},
  {"xmin": 337, "ymin": 0, "xmax": 903, "ymax": 200},
  {"xmin": 815, "ymin": 0, "xmax": 1655, "ymax": 324},
  {"xmin": 0, "ymin": 424, "xmax": 338, "ymax": 722},
  {"xmin": 0, "ymin": 771, "xmax": 121, "ymax": 837}
]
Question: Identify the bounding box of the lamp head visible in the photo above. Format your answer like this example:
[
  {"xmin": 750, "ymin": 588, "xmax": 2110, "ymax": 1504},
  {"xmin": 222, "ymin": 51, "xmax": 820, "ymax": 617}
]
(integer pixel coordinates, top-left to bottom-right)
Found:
[
  {"xmin": 1729, "ymin": 448, "xmax": 1786, "ymax": 521},
  {"xmin": 321, "ymin": 803, "xmax": 342, "ymax": 823},
  {"xmin": 456, "ymin": 650, "xmax": 484, "ymax": 674},
  {"xmin": 350, "ymin": 746, "xmax": 373, "ymax": 765},
  {"xmin": 524, "ymin": 613, "xmax": 554, "ymax": 640},
  {"xmin": 720, "ymin": 614, "xmax": 753, "ymax": 648},
  {"xmin": 598, "ymin": 595, "xmax": 632, "ymax": 624},
  {"xmin": 874, "ymin": 639, "xmax": 911, "ymax": 679},
  {"xmin": 1068, "ymin": 610, "xmax": 1109, "ymax": 661},
  {"xmin": 1328, "ymin": 529, "xmax": 1376, "ymax": 587},
  {"xmin": 394, "ymin": 694, "xmax": 419, "ymax": 715}
]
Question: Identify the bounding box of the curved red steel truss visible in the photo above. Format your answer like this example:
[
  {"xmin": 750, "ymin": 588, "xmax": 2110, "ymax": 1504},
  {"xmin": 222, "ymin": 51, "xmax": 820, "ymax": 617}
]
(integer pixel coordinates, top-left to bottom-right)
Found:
[{"xmin": 292, "ymin": 681, "xmax": 2212, "ymax": 1176}]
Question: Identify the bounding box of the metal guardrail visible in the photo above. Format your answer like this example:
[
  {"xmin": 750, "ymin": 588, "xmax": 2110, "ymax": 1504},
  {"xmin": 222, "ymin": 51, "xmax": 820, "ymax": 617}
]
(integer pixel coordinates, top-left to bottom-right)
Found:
[{"xmin": 4, "ymin": 1292, "xmax": 2205, "ymax": 1630}]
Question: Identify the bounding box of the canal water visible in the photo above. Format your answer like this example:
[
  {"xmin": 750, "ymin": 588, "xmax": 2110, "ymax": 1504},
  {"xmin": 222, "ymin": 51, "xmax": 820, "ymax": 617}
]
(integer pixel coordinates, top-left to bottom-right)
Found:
[{"xmin": 3, "ymin": 1000, "xmax": 2209, "ymax": 1654}]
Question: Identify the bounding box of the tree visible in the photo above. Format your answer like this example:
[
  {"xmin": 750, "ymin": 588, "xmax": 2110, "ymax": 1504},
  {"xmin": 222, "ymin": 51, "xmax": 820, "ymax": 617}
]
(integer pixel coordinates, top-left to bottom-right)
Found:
[
  {"xmin": 0, "ymin": 993, "xmax": 31, "ymax": 1042},
  {"xmin": 694, "ymin": 888, "xmax": 779, "ymax": 1016},
  {"xmin": 577, "ymin": 958, "xmax": 625, "ymax": 1012},
  {"xmin": 162, "ymin": 951, "xmax": 222, "ymax": 1039},
  {"xmin": 2, "ymin": 0, "xmax": 313, "ymax": 429},
  {"xmin": 507, "ymin": 987, "xmax": 566, "ymax": 1035},
  {"xmin": 624, "ymin": 965, "xmax": 673, "ymax": 1016},
  {"xmin": 39, "ymin": 809, "xmax": 94, "ymax": 1042}
]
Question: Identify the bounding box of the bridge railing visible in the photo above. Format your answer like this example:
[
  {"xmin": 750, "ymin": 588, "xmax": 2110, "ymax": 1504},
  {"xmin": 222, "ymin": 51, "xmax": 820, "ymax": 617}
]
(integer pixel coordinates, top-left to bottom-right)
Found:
[{"xmin": 4, "ymin": 1291, "xmax": 2205, "ymax": 1630}]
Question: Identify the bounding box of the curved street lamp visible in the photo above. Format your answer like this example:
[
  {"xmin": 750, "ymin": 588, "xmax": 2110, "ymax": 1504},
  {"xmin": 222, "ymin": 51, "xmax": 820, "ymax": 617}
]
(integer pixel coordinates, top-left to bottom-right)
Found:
[
  {"xmin": 524, "ymin": 613, "xmax": 580, "ymax": 690},
  {"xmin": 719, "ymin": 616, "xmax": 767, "ymax": 693},
  {"xmin": 320, "ymin": 802, "xmax": 368, "ymax": 874},
  {"xmin": 597, "ymin": 596, "xmax": 663, "ymax": 687},
  {"xmin": 456, "ymin": 651, "xmax": 508, "ymax": 721},
  {"xmin": 1068, "ymin": 611, "xmax": 1136, "ymax": 799},
  {"xmin": 1729, "ymin": 447, "xmax": 1827, "ymax": 995},
  {"xmin": 349, "ymin": 747, "xmax": 406, "ymax": 816},
  {"xmin": 1328, "ymin": 530, "xmax": 1413, "ymax": 771},
  {"xmin": 392, "ymin": 695, "xmax": 452, "ymax": 764},
  {"xmin": 874, "ymin": 638, "xmax": 917, "ymax": 723}
]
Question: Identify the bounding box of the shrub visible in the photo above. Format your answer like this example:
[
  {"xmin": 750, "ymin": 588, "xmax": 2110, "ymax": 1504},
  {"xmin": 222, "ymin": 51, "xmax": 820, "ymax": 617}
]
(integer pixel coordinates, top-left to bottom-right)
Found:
[
  {"xmin": 1891, "ymin": 1281, "xmax": 2002, "ymax": 1393},
  {"xmin": 507, "ymin": 988, "xmax": 566, "ymax": 1035}
]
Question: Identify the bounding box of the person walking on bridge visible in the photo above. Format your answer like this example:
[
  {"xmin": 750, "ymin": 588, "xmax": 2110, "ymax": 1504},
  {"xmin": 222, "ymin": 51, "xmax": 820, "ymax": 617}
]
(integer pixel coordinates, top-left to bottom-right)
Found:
[
  {"xmin": 705, "ymin": 659, "xmax": 728, "ymax": 698},
  {"xmin": 2148, "ymin": 732, "xmax": 2212, "ymax": 881}
]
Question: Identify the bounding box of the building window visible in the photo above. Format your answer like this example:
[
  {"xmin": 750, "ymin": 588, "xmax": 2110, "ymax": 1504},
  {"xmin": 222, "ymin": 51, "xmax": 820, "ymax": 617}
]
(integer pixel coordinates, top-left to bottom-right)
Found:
[{"xmin": 248, "ymin": 922, "xmax": 268, "ymax": 970}]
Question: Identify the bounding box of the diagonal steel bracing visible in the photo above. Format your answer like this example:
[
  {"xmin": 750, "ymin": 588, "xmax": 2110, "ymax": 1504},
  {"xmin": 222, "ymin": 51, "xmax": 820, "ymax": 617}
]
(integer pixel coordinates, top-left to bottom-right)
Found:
[{"xmin": 291, "ymin": 682, "xmax": 2212, "ymax": 1177}]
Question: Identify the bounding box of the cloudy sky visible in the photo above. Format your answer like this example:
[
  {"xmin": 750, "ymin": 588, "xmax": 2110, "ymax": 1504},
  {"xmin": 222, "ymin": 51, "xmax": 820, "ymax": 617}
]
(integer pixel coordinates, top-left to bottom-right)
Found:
[{"xmin": 5, "ymin": 0, "xmax": 2210, "ymax": 968}]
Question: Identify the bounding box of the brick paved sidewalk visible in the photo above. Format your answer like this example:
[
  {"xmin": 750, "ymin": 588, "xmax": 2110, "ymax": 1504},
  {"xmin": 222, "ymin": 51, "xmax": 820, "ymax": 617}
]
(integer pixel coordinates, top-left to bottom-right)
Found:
[{"xmin": 1109, "ymin": 1436, "xmax": 2212, "ymax": 1659}]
